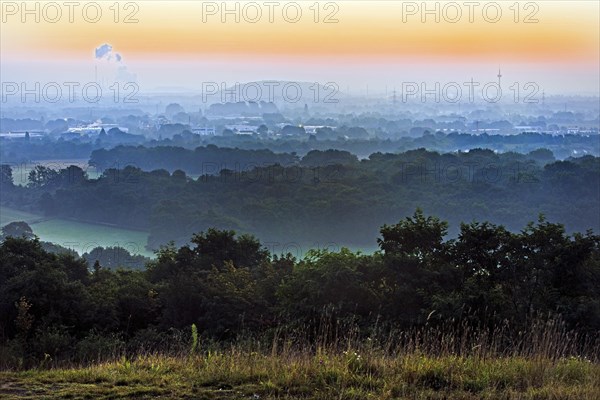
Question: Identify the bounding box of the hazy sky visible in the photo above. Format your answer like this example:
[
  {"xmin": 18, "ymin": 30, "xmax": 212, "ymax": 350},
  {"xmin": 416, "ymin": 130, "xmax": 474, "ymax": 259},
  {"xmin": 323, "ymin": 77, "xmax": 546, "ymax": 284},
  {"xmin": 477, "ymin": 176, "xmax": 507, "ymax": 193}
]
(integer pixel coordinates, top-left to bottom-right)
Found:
[{"xmin": 2, "ymin": 1, "xmax": 599, "ymax": 95}]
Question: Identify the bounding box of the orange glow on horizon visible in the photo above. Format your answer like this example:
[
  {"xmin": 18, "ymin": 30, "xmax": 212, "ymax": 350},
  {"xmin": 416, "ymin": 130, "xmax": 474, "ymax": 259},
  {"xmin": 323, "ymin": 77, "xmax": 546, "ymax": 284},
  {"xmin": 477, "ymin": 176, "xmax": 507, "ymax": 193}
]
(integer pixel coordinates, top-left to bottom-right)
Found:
[{"xmin": 2, "ymin": 1, "xmax": 598, "ymax": 65}]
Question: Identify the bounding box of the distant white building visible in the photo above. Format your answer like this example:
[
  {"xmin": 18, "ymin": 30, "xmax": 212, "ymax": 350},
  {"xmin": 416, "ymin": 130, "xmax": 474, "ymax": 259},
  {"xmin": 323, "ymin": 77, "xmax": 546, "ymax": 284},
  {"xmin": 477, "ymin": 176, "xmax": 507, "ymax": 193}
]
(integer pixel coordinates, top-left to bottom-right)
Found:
[
  {"xmin": 565, "ymin": 126, "xmax": 595, "ymax": 135},
  {"xmin": 192, "ymin": 126, "xmax": 216, "ymax": 136},
  {"xmin": 514, "ymin": 126, "xmax": 543, "ymax": 132},
  {"xmin": 226, "ymin": 125, "xmax": 258, "ymax": 135},
  {"xmin": 67, "ymin": 123, "xmax": 129, "ymax": 135},
  {"xmin": 303, "ymin": 125, "xmax": 332, "ymax": 134},
  {"xmin": 0, "ymin": 131, "xmax": 44, "ymax": 138},
  {"xmin": 67, "ymin": 126, "xmax": 103, "ymax": 135}
]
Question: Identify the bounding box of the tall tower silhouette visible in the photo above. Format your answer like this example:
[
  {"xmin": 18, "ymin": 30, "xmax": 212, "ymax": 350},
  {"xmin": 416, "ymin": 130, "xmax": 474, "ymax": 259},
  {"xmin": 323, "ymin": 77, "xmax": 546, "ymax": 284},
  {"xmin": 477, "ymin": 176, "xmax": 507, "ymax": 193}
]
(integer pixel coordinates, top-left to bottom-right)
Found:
[
  {"xmin": 229, "ymin": 85, "xmax": 236, "ymax": 103},
  {"xmin": 542, "ymin": 90, "xmax": 545, "ymax": 105},
  {"xmin": 497, "ymin": 68, "xmax": 502, "ymax": 88},
  {"xmin": 469, "ymin": 77, "xmax": 476, "ymax": 102}
]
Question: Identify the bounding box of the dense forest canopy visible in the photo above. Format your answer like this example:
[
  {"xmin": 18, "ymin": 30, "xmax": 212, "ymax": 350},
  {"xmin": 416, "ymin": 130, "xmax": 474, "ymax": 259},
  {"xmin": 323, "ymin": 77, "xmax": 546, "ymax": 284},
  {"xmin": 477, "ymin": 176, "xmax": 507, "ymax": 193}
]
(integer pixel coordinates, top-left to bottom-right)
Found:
[{"xmin": 1, "ymin": 147, "xmax": 598, "ymax": 251}]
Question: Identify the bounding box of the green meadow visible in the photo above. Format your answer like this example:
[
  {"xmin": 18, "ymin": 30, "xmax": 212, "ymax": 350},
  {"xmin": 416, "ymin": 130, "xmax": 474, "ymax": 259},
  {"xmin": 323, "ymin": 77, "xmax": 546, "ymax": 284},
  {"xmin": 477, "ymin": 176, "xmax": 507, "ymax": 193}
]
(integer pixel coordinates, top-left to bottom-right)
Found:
[
  {"xmin": 0, "ymin": 206, "xmax": 153, "ymax": 257},
  {"xmin": 0, "ymin": 348, "xmax": 598, "ymax": 399}
]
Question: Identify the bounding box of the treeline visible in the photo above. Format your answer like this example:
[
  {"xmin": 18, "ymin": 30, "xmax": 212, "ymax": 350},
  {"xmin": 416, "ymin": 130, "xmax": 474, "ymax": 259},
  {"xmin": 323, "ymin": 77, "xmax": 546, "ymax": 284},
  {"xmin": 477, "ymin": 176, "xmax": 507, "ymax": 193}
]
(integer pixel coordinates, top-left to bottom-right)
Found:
[
  {"xmin": 89, "ymin": 145, "xmax": 300, "ymax": 173},
  {"xmin": 85, "ymin": 133, "xmax": 600, "ymax": 166},
  {"xmin": 1, "ymin": 148, "xmax": 598, "ymax": 250},
  {"xmin": 2, "ymin": 131, "xmax": 599, "ymax": 165},
  {"xmin": 1, "ymin": 212, "xmax": 599, "ymax": 367}
]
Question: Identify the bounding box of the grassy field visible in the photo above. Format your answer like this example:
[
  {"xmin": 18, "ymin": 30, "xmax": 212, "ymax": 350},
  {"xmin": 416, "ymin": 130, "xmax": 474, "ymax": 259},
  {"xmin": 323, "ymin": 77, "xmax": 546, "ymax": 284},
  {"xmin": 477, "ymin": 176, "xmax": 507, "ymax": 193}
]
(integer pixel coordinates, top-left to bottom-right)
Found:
[
  {"xmin": 0, "ymin": 351, "xmax": 598, "ymax": 399},
  {"xmin": 0, "ymin": 206, "xmax": 153, "ymax": 257},
  {"xmin": 0, "ymin": 207, "xmax": 41, "ymax": 225}
]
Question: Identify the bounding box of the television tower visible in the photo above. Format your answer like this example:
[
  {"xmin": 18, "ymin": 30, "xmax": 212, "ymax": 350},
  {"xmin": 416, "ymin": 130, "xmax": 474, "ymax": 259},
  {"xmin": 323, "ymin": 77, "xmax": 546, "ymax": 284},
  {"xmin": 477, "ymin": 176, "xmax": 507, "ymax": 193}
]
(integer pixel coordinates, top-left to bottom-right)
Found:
[
  {"xmin": 542, "ymin": 90, "xmax": 545, "ymax": 105},
  {"xmin": 497, "ymin": 67, "xmax": 502, "ymax": 88},
  {"xmin": 229, "ymin": 85, "xmax": 236, "ymax": 103}
]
